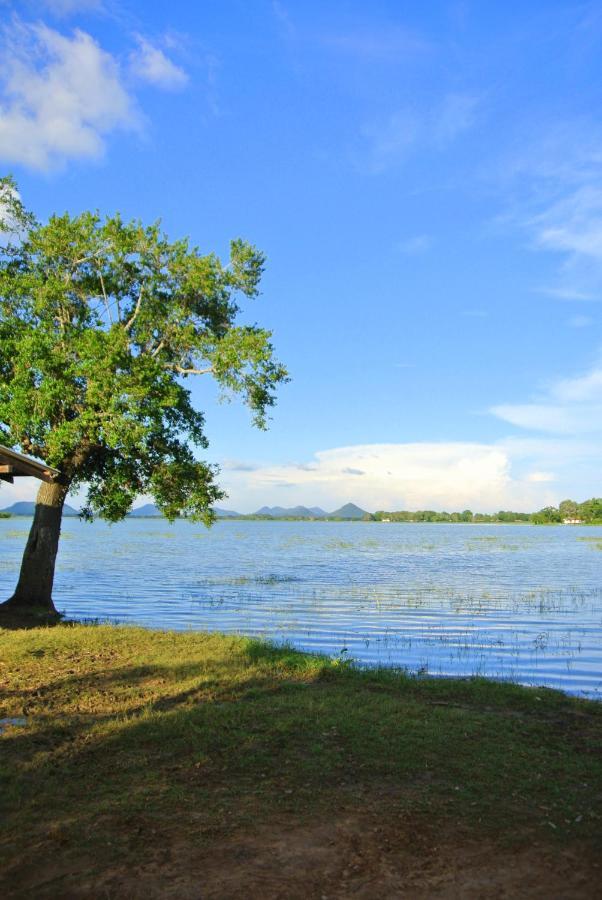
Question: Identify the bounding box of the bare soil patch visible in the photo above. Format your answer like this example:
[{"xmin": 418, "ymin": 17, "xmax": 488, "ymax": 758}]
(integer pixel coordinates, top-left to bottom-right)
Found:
[{"xmin": 6, "ymin": 807, "xmax": 599, "ymax": 899}]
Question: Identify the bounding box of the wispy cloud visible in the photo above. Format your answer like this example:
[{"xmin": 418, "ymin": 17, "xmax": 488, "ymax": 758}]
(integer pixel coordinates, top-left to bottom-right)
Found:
[
  {"xmin": 271, "ymin": 1, "xmax": 296, "ymax": 38},
  {"xmin": 434, "ymin": 93, "xmax": 479, "ymax": 145},
  {"xmin": 319, "ymin": 25, "xmax": 429, "ymax": 62},
  {"xmin": 491, "ymin": 363, "xmax": 602, "ymax": 435},
  {"xmin": 568, "ymin": 314, "xmax": 593, "ymax": 328},
  {"xmin": 533, "ymin": 186, "xmax": 602, "ymax": 259},
  {"xmin": 359, "ymin": 92, "xmax": 479, "ymax": 173},
  {"xmin": 129, "ymin": 35, "xmax": 188, "ymax": 91},
  {"xmin": 461, "ymin": 309, "xmax": 488, "ymax": 318},
  {"xmin": 222, "ymin": 459, "xmax": 260, "ymax": 472},
  {"xmin": 397, "ymin": 234, "xmax": 432, "ymax": 254},
  {"xmin": 535, "ymin": 286, "xmax": 598, "ymax": 301},
  {"xmin": 270, "ymin": 4, "xmax": 429, "ymax": 62},
  {"xmin": 502, "ymin": 122, "xmax": 602, "ymax": 300},
  {"xmin": 41, "ymin": 0, "xmax": 104, "ymax": 15}
]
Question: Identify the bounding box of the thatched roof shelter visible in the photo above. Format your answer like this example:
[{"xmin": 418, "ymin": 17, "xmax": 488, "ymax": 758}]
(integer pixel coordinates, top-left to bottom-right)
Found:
[{"xmin": 0, "ymin": 445, "xmax": 60, "ymax": 484}]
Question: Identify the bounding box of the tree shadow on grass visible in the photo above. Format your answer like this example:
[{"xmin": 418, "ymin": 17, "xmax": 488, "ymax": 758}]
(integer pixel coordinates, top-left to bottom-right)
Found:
[{"xmin": 2, "ymin": 638, "xmax": 602, "ymax": 897}]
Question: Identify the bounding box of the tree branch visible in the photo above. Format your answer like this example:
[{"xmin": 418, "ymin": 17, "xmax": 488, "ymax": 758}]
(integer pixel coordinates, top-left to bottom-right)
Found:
[
  {"xmin": 124, "ymin": 285, "xmax": 144, "ymax": 332},
  {"xmin": 167, "ymin": 364, "xmax": 214, "ymax": 376},
  {"xmin": 97, "ymin": 268, "xmax": 113, "ymax": 325}
]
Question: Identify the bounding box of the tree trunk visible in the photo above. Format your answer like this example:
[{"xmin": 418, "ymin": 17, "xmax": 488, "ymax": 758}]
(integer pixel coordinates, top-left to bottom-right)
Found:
[{"xmin": 3, "ymin": 479, "xmax": 69, "ymax": 615}]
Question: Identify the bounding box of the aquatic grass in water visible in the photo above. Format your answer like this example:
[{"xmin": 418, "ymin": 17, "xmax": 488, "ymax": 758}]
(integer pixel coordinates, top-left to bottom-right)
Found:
[
  {"xmin": 0, "ymin": 519, "xmax": 601, "ymax": 697},
  {"xmin": 576, "ymin": 537, "xmax": 602, "ymax": 550}
]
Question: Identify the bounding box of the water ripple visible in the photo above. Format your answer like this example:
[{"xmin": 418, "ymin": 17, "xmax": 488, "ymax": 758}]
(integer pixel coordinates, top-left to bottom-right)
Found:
[{"xmin": 1, "ymin": 519, "xmax": 601, "ymax": 698}]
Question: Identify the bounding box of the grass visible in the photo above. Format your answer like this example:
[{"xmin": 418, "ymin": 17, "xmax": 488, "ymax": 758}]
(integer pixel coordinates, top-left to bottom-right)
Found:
[{"xmin": 1, "ymin": 621, "xmax": 601, "ymax": 893}]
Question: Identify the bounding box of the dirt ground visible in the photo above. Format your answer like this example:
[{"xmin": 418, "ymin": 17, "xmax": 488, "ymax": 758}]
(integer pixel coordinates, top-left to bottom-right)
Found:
[{"xmin": 6, "ymin": 808, "xmax": 600, "ymax": 899}]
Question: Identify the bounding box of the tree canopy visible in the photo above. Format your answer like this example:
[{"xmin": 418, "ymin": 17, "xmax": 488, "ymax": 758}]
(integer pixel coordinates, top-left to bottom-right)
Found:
[{"xmin": 0, "ymin": 175, "xmax": 288, "ymax": 524}]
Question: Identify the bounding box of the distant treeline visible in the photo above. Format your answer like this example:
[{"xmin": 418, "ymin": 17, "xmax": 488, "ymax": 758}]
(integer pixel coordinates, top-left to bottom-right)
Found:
[
  {"xmin": 372, "ymin": 509, "xmax": 530, "ymax": 523},
  {"xmin": 373, "ymin": 499, "xmax": 602, "ymax": 524}
]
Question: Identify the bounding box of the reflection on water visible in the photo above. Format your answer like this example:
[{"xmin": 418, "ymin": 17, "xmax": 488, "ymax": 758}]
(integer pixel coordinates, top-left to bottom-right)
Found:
[{"xmin": 1, "ymin": 519, "xmax": 601, "ymax": 698}]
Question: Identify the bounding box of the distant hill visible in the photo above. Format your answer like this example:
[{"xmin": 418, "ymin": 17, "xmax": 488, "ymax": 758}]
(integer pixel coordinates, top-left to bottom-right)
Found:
[
  {"xmin": 214, "ymin": 507, "xmax": 242, "ymax": 518},
  {"xmin": 327, "ymin": 502, "xmax": 368, "ymax": 519},
  {"xmin": 254, "ymin": 505, "xmax": 325, "ymax": 518},
  {"xmin": 1, "ymin": 501, "xmax": 79, "ymax": 517},
  {"xmin": 128, "ymin": 503, "xmax": 162, "ymax": 517},
  {"xmin": 128, "ymin": 504, "xmax": 242, "ymax": 518},
  {"xmin": 251, "ymin": 504, "xmax": 367, "ymax": 519},
  {"xmin": 0, "ymin": 499, "xmax": 366, "ymax": 520}
]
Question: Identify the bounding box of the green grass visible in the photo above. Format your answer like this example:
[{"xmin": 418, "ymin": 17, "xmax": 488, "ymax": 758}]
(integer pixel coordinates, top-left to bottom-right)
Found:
[{"xmin": 1, "ymin": 622, "xmax": 601, "ymax": 886}]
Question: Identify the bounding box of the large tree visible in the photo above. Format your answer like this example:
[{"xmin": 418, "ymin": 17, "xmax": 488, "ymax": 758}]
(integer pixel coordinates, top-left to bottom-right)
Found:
[{"xmin": 0, "ymin": 177, "xmax": 288, "ymax": 615}]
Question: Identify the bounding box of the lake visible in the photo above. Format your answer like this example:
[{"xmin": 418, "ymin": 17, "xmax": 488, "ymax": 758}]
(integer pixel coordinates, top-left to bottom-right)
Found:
[{"xmin": 1, "ymin": 518, "xmax": 601, "ymax": 698}]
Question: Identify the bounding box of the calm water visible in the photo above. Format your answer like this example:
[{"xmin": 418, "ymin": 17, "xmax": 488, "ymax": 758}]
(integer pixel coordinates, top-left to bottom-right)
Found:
[{"xmin": 1, "ymin": 518, "xmax": 601, "ymax": 698}]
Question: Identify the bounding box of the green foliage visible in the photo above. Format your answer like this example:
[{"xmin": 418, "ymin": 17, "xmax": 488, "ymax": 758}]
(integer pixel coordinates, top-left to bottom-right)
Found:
[
  {"xmin": 0, "ymin": 177, "xmax": 288, "ymax": 523},
  {"xmin": 532, "ymin": 498, "xmax": 602, "ymax": 525},
  {"xmin": 531, "ymin": 506, "xmax": 563, "ymax": 525}
]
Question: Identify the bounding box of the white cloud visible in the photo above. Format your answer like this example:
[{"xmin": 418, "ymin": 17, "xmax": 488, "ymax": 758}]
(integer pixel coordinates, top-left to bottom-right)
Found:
[
  {"xmin": 221, "ymin": 442, "xmax": 557, "ymax": 513},
  {"xmin": 129, "ymin": 36, "xmax": 188, "ymax": 91},
  {"xmin": 3, "ymin": 433, "xmax": 592, "ymax": 514},
  {"xmin": 0, "ymin": 21, "xmax": 136, "ymax": 170},
  {"xmin": 220, "ymin": 363, "xmax": 602, "ymax": 512}
]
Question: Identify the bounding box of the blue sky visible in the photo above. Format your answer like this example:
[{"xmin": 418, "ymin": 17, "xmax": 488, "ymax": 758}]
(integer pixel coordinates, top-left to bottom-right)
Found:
[{"xmin": 1, "ymin": 0, "xmax": 602, "ymax": 512}]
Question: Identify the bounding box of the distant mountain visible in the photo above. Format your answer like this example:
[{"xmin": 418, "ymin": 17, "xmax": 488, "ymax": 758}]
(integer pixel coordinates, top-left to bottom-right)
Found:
[
  {"xmin": 1, "ymin": 501, "xmax": 79, "ymax": 517},
  {"xmin": 127, "ymin": 504, "xmax": 242, "ymax": 518},
  {"xmin": 255, "ymin": 506, "xmax": 282, "ymax": 516},
  {"xmin": 214, "ymin": 507, "xmax": 242, "ymax": 518},
  {"xmin": 0, "ymin": 499, "xmax": 368, "ymax": 520},
  {"xmin": 128, "ymin": 503, "xmax": 162, "ymax": 517},
  {"xmin": 254, "ymin": 505, "xmax": 325, "ymax": 518},
  {"xmin": 327, "ymin": 502, "xmax": 368, "ymax": 519}
]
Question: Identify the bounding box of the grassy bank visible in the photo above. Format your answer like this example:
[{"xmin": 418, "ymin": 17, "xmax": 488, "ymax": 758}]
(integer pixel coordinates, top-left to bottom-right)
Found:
[{"xmin": 1, "ymin": 622, "xmax": 601, "ymax": 897}]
